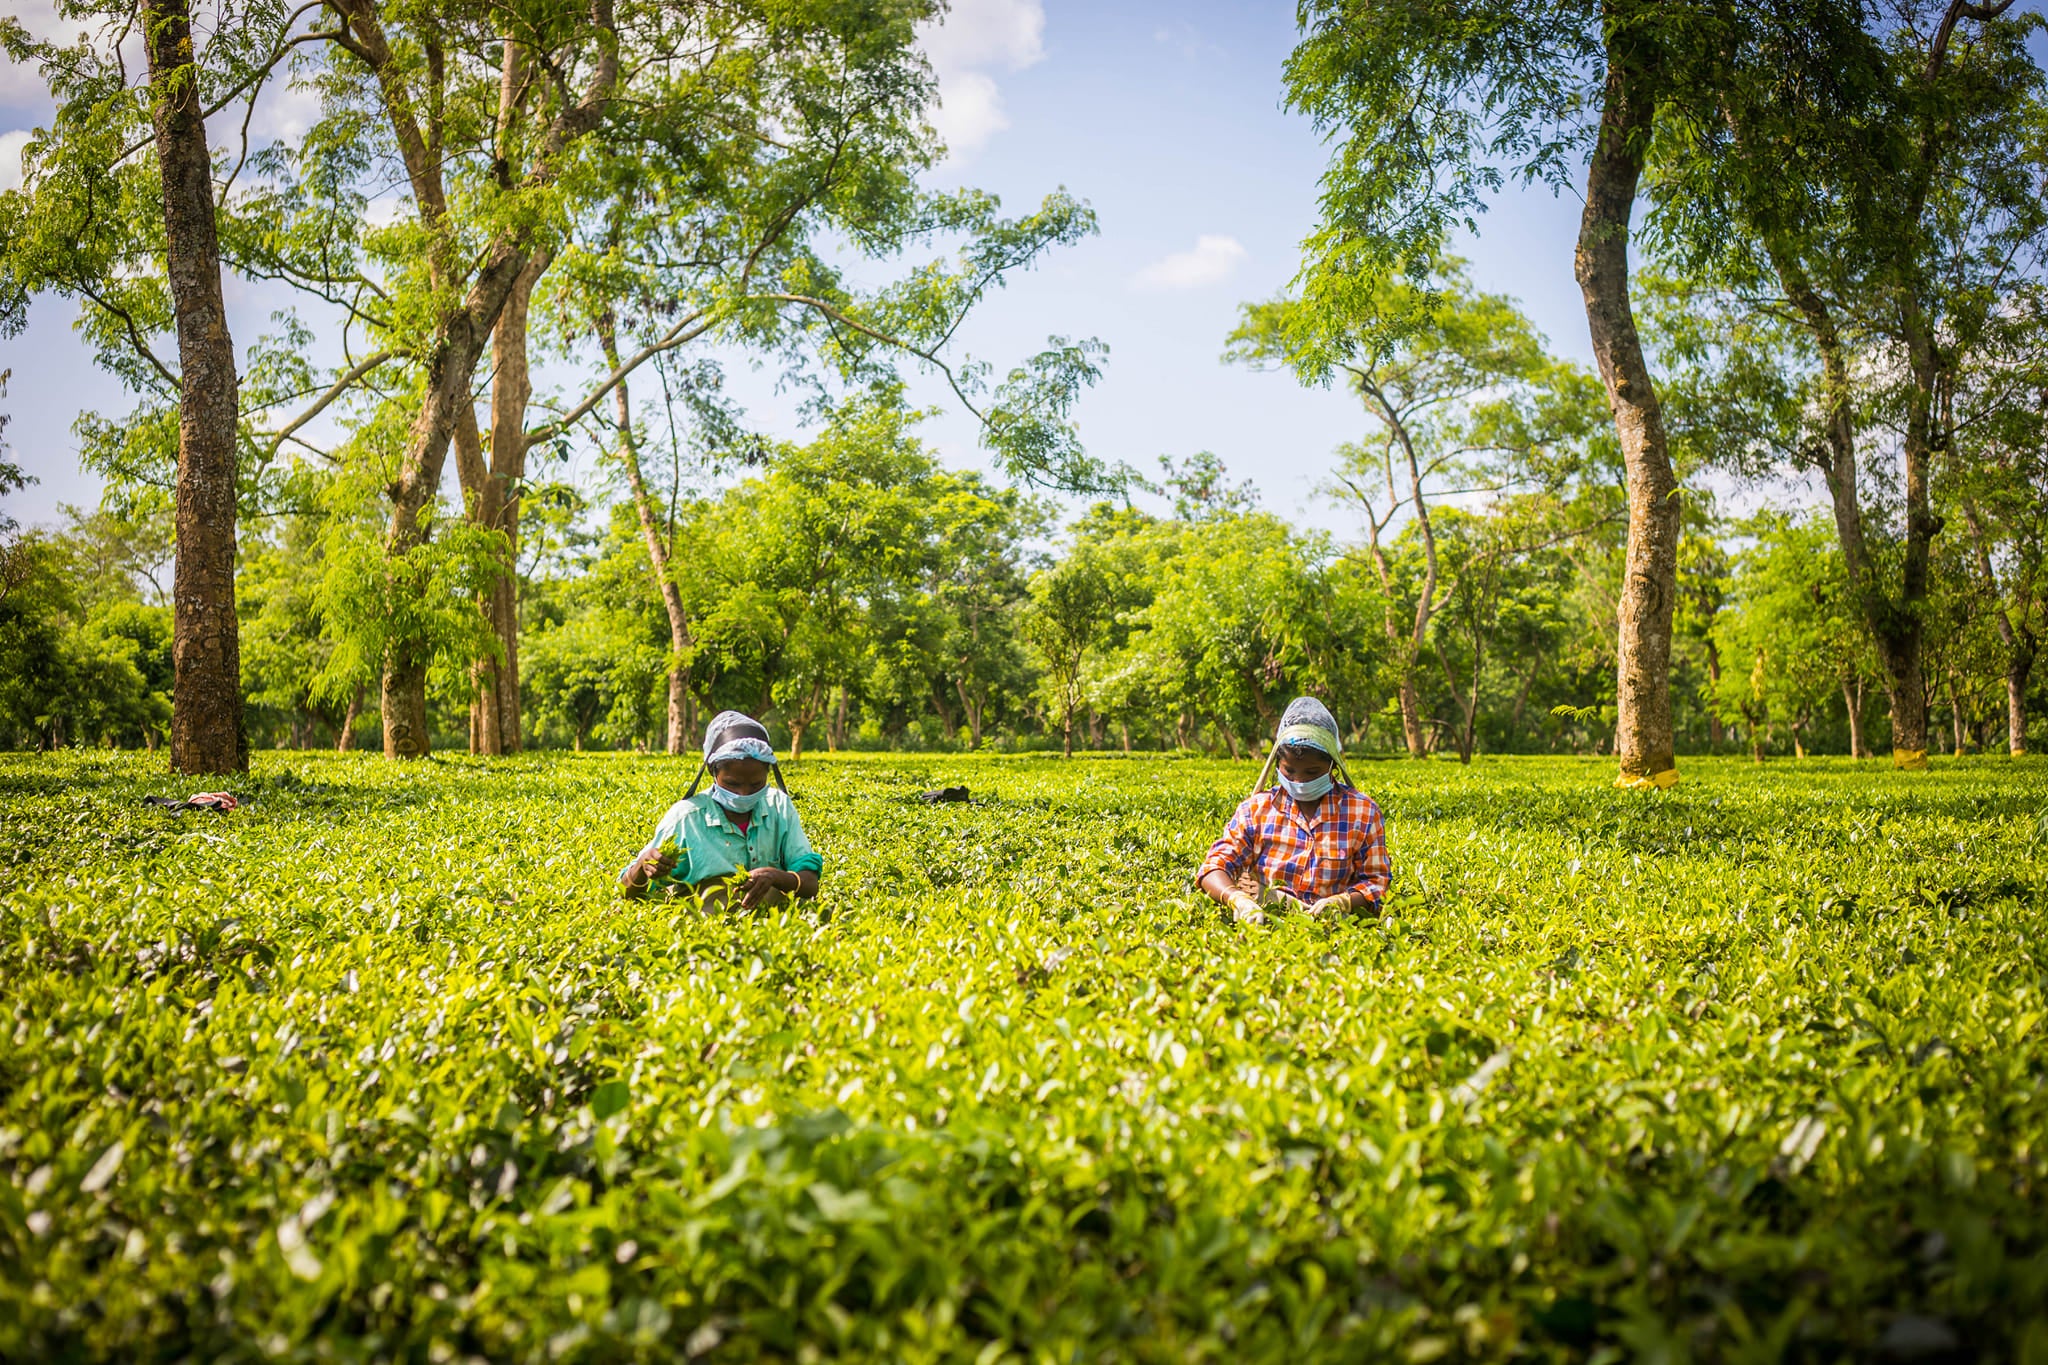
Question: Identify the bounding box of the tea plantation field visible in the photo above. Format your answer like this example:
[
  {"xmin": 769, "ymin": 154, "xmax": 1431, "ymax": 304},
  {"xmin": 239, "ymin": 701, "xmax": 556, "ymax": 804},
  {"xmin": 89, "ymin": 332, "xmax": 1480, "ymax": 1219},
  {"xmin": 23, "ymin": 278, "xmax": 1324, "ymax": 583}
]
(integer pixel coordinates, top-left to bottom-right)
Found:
[{"xmin": 4, "ymin": 750, "xmax": 2046, "ymax": 1363}]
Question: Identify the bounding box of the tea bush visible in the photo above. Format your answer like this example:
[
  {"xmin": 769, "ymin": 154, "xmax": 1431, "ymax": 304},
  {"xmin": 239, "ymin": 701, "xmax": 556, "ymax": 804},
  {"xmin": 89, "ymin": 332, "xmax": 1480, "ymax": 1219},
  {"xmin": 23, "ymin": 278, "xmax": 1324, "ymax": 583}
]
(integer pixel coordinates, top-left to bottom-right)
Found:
[{"xmin": 3, "ymin": 751, "xmax": 2046, "ymax": 1362}]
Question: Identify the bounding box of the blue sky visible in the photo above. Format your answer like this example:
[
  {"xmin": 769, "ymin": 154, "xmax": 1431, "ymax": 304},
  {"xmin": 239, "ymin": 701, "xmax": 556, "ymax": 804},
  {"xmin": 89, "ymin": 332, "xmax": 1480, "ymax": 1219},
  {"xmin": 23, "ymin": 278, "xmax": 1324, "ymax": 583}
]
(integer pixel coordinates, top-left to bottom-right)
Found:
[{"xmin": 0, "ymin": 1, "xmax": 1605, "ymax": 536}]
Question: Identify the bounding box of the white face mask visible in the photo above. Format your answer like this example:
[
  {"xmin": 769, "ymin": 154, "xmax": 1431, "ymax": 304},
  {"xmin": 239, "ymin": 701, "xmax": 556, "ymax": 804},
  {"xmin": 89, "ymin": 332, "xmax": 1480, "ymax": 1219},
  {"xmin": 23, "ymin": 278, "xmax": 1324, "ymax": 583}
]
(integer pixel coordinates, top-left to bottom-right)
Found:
[
  {"xmin": 1278, "ymin": 772, "xmax": 1334, "ymax": 802},
  {"xmin": 709, "ymin": 783, "xmax": 764, "ymax": 814}
]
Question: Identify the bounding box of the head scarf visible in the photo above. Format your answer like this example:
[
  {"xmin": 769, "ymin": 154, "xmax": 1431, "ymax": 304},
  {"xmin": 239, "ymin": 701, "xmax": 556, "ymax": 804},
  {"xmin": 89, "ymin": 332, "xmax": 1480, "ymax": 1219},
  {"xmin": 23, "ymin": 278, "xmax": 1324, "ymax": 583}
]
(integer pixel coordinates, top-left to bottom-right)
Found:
[
  {"xmin": 701, "ymin": 710, "xmax": 775, "ymax": 768},
  {"xmin": 1250, "ymin": 696, "xmax": 1352, "ymax": 796},
  {"xmin": 1274, "ymin": 695, "xmax": 1341, "ymax": 759}
]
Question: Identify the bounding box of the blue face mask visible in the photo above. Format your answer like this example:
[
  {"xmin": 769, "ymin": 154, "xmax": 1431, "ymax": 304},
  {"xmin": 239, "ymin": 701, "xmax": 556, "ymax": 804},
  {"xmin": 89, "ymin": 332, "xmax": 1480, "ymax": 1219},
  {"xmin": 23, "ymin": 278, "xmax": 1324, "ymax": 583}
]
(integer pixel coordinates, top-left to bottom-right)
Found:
[
  {"xmin": 1278, "ymin": 772, "xmax": 1334, "ymax": 802},
  {"xmin": 709, "ymin": 782, "xmax": 764, "ymax": 814}
]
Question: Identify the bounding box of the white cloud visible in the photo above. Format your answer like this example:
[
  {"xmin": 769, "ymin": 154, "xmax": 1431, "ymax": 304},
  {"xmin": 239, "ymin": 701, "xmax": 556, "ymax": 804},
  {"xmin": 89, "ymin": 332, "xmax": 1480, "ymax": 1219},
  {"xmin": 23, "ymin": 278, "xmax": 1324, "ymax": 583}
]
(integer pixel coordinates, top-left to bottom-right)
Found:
[
  {"xmin": 0, "ymin": 130, "xmax": 29, "ymax": 193},
  {"xmin": 916, "ymin": 0, "xmax": 1045, "ymax": 162},
  {"xmin": 1131, "ymin": 235, "xmax": 1247, "ymax": 291}
]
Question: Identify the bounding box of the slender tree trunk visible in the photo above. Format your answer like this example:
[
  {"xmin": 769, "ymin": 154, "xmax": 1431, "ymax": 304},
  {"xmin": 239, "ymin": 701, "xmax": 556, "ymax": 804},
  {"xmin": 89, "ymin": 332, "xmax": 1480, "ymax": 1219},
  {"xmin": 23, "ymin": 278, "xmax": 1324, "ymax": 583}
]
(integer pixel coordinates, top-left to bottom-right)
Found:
[
  {"xmin": 1842, "ymin": 679, "xmax": 1865, "ymax": 759},
  {"xmin": 471, "ymin": 252, "xmax": 548, "ymax": 754},
  {"xmin": 1962, "ymin": 500, "xmax": 2036, "ymax": 756},
  {"xmin": 145, "ymin": 0, "xmax": 245, "ymax": 776},
  {"xmin": 955, "ymin": 677, "xmax": 984, "ymax": 749},
  {"xmin": 1398, "ymin": 678, "xmax": 1427, "ymax": 757},
  {"xmin": 337, "ymin": 683, "xmax": 364, "ymax": 752},
  {"xmin": 597, "ymin": 311, "xmax": 694, "ymax": 754},
  {"xmin": 1364, "ymin": 535, "xmax": 1429, "ymax": 757},
  {"xmin": 1509, "ymin": 660, "xmax": 1542, "ymax": 740},
  {"xmin": 453, "ymin": 404, "xmax": 502, "ymax": 756},
  {"xmin": 1951, "ymin": 673, "xmax": 1967, "ymax": 756},
  {"xmin": 1576, "ymin": 48, "xmax": 1678, "ymax": 788},
  {"xmin": 2010, "ymin": 657, "xmax": 2033, "ymax": 756},
  {"xmin": 1704, "ymin": 640, "xmax": 1724, "ymax": 747},
  {"xmin": 1766, "ymin": 247, "xmax": 1933, "ymax": 767}
]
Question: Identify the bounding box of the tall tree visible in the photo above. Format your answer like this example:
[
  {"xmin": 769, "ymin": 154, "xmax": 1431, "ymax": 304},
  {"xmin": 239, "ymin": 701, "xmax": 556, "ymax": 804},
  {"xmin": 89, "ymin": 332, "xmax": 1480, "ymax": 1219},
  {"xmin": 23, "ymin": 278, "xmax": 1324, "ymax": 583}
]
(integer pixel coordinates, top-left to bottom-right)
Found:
[
  {"xmin": 1282, "ymin": 1, "xmax": 1755, "ymax": 787},
  {"xmin": 1647, "ymin": 0, "xmax": 2046, "ymax": 766},
  {"xmin": 142, "ymin": 0, "xmax": 245, "ymax": 773},
  {"xmin": 1227, "ymin": 260, "xmax": 1596, "ymax": 757}
]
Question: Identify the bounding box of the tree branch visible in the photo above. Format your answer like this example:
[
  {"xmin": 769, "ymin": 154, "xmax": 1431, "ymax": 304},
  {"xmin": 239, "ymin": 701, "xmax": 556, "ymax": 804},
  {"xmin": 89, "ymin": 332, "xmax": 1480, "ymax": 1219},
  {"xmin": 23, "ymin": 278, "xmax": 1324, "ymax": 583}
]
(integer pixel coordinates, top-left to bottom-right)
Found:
[
  {"xmin": 77, "ymin": 282, "xmax": 181, "ymax": 393},
  {"xmin": 521, "ymin": 310, "xmax": 713, "ymax": 449},
  {"xmin": 261, "ymin": 349, "xmax": 397, "ymax": 459}
]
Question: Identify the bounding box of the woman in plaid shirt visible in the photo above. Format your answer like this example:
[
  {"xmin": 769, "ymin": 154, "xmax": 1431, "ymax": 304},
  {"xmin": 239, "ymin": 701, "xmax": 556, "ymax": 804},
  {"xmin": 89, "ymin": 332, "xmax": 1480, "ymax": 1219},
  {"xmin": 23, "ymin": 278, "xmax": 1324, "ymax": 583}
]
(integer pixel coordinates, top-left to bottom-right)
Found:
[{"xmin": 1197, "ymin": 697, "xmax": 1390, "ymax": 925}]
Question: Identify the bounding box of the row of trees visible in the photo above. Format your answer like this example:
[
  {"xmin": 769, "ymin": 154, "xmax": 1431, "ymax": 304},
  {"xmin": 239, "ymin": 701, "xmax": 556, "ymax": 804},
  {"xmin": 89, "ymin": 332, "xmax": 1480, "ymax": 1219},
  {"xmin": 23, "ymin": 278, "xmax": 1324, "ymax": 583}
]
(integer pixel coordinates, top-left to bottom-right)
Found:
[
  {"xmin": 1, "ymin": 0, "xmax": 1106, "ymax": 772},
  {"xmin": 0, "ymin": 0, "xmax": 2042, "ymax": 774},
  {"xmin": 1286, "ymin": 0, "xmax": 2046, "ymax": 777},
  {"xmin": 6, "ymin": 341, "xmax": 2039, "ymax": 760}
]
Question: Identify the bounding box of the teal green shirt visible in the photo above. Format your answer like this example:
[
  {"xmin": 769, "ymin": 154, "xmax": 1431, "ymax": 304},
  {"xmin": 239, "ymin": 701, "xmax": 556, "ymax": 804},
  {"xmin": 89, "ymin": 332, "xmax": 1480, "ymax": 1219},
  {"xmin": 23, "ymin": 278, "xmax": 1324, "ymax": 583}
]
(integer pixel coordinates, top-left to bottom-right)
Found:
[{"xmin": 621, "ymin": 788, "xmax": 823, "ymax": 891}]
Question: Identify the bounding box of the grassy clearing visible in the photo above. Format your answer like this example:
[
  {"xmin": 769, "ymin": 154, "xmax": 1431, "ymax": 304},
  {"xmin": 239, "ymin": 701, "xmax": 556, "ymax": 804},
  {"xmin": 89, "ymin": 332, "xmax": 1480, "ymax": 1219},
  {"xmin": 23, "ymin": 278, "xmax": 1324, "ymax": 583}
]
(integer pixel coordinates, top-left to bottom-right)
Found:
[{"xmin": 3, "ymin": 751, "xmax": 2046, "ymax": 1362}]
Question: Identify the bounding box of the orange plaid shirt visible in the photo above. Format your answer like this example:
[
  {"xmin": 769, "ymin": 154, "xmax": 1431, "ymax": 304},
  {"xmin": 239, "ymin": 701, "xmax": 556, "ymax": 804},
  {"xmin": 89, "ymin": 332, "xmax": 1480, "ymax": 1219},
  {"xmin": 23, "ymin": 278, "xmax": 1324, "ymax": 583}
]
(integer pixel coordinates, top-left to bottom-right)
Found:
[{"xmin": 1198, "ymin": 784, "xmax": 1391, "ymax": 905}]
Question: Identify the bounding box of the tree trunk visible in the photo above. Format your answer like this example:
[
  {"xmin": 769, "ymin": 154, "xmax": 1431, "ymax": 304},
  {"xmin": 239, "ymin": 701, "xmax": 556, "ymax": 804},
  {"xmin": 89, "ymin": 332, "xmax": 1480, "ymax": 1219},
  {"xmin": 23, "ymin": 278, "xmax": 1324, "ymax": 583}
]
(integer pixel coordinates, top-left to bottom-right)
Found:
[
  {"xmin": 1398, "ymin": 677, "xmax": 1427, "ymax": 757},
  {"xmin": 2010, "ymin": 658, "xmax": 2033, "ymax": 756},
  {"xmin": 1508, "ymin": 660, "xmax": 1541, "ymax": 740},
  {"xmin": 145, "ymin": 0, "xmax": 245, "ymax": 776},
  {"xmin": 1575, "ymin": 47, "xmax": 1678, "ymax": 788},
  {"xmin": 1951, "ymin": 675, "xmax": 1966, "ymax": 756},
  {"xmin": 453, "ymin": 404, "xmax": 503, "ymax": 756},
  {"xmin": 474, "ymin": 251, "xmax": 549, "ymax": 754},
  {"xmin": 956, "ymin": 677, "xmax": 984, "ymax": 749},
  {"xmin": 1704, "ymin": 639, "xmax": 1724, "ymax": 747},
  {"xmin": 1843, "ymin": 679, "xmax": 1865, "ymax": 759},
  {"xmin": 337, "ymin": 683, "xmax": 364, "ymax": 752},
  {"xmin": 597, "ymin": 311, "xmax": 694, "ymax": 755},
  {"xmin": 1766, "ymin": 244, "xmax": 1934, "ymax": 768},
  {"xmin": 379, "ymin": 247, "xmax": 530, "ymax": 759}
]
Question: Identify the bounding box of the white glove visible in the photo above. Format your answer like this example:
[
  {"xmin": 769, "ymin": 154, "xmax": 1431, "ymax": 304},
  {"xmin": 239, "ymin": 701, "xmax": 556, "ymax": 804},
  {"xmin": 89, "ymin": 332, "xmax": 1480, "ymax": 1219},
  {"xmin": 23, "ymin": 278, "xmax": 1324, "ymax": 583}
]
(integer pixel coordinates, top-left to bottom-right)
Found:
[
  {"xmin": 1309, "ymin": 894, "xmax": 1351, "ymax": 916},
  {"xmin": 1228, "ymin": 892, "xmax": 1266, "ymax": 925}
]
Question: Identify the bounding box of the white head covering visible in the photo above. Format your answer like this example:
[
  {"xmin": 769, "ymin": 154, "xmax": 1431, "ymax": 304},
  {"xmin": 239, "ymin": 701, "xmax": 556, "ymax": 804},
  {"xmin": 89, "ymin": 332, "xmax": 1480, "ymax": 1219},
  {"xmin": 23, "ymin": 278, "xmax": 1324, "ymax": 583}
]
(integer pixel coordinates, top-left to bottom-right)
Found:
[{"xmin": 702, "ymin": 710, "xmax": 776, "ymax": 768}]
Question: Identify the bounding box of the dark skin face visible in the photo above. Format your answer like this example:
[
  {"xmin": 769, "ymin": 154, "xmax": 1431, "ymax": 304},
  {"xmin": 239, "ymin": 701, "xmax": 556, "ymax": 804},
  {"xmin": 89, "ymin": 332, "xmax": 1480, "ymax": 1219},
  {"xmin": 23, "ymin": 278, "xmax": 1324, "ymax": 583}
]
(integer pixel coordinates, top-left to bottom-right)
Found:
[
  {"xmin": 1276, "ymin": 749, "xmax": 1334, "ymax": 783},
  {"xmin": 712, "ymin": 757, "xmax": 770, "ymax": 794}
]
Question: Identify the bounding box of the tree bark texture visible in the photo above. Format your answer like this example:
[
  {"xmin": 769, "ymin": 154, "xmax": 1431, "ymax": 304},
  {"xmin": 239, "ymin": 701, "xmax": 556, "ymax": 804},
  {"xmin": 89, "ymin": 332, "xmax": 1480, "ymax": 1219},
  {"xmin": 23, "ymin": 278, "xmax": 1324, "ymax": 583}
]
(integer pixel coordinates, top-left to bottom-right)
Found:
[
  {"xmin": 144, "ymin": 0, "xmax": 246, "ymax": 775},
  {"xmin": 598, "ymin": 311, "xmax": 694, "ymax": 755},
  {"xmin": 1575, "ymin": 50, "xmax": 1678, "ymax": 788}
]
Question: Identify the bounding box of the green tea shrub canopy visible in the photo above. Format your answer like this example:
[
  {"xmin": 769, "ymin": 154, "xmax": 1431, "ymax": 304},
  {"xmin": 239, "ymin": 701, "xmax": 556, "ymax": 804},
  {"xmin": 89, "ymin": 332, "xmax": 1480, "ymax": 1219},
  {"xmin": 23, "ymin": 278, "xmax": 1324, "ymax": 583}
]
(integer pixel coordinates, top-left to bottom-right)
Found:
[{"xmin": 3, "ymin": 750, "xmax": 2046, "ymax": 1360}]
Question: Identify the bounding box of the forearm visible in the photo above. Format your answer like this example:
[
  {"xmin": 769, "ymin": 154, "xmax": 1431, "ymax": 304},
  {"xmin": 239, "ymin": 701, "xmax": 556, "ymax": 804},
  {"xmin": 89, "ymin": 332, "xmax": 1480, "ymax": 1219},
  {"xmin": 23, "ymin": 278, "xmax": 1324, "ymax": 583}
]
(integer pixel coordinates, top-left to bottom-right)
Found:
[
  {"xmin": 793, "ymin": 868, "xmax": 819, "ymax": 900},
  {"xmin": 1198, "ymin": 869, "xmax": 1242, "ymax": 905}
]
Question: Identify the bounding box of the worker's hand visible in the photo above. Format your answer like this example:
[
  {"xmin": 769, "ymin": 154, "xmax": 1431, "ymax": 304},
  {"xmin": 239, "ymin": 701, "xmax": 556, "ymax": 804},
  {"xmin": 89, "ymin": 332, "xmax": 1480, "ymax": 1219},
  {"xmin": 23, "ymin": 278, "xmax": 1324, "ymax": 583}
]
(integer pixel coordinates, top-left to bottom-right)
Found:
[
  {"xmin": 1309, "ymin": 894, "xmax": 1351, "ymax": 917},
  {"xmin": 739, "ymin": 866, "xmax": 792, "ymax": 909},
  {"xmin": 631, "ymin": 847, "xmax": 678, "ymax": 886},
  {"xmin": 1228, "ymin": 892, "xmax": 1266, "ymax": 926}
]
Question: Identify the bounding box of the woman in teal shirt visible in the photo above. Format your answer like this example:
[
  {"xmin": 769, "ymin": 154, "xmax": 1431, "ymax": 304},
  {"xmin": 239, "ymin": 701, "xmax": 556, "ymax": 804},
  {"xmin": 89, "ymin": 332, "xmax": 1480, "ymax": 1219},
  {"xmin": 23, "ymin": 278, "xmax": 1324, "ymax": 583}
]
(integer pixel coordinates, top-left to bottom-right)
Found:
[{"xmin": 619, "ymin": 712, "xmax": 822, "ymax": 908}]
